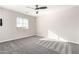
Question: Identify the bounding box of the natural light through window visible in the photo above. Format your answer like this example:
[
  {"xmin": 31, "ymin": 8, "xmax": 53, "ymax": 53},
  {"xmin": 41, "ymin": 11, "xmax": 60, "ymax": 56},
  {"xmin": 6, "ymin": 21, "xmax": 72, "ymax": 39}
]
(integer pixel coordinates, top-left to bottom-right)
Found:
[
  {"xmin": 47, "ymin": 30, "xmax": 68, "ymax": 42},
  {"xmin": 16, "ymin": 17, "xmax": 29, "ymax": 29}
]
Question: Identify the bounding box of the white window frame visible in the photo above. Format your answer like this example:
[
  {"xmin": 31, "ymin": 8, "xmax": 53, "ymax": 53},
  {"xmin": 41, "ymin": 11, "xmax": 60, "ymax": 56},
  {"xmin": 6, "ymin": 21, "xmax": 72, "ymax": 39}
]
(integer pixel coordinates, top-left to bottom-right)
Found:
[{"xmin": 16, "ymin": 17, "xmax": 29, "ymax": 29}]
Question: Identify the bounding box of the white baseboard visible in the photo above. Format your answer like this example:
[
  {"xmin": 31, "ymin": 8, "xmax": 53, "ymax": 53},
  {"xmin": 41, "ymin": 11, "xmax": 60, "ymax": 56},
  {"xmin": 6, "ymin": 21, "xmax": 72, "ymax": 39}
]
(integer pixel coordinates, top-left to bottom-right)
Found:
[{"xmin": 0, "ymin": 35, "xmax": 35, "ymax": 43}]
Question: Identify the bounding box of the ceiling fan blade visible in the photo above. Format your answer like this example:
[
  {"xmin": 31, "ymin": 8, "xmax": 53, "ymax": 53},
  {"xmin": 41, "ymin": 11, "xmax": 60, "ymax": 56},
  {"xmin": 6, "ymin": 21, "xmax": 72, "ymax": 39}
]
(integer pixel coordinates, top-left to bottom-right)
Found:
[
  {"xmin": 35, "ymin": 8, "xmax": 39, "ymax": 10},
  {"xmin": 35, "ymin": 6, "xmax": 47, "ymax": 10},
  {"xmin": 39, "ymin": 6, "xmax": 47, "ymax": 9},
  {"xmin": 26, "ymin": 6, "xmax": 34, "ymax": 10}
]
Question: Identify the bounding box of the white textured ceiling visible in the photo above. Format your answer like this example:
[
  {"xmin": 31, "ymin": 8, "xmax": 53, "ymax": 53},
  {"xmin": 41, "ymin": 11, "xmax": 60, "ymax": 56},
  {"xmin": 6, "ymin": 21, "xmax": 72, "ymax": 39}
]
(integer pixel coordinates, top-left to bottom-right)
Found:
[{"xmin": 0, "ymin": 5, "xmax": 75, "ymax": 17}]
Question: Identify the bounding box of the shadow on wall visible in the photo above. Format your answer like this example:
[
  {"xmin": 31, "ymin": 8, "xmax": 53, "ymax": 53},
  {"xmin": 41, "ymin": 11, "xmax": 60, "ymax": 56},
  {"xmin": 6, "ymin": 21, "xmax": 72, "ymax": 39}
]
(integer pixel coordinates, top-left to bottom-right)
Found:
[{"xmin": 47, "ymin": 30, "xmax": 68, "ymax": 42}]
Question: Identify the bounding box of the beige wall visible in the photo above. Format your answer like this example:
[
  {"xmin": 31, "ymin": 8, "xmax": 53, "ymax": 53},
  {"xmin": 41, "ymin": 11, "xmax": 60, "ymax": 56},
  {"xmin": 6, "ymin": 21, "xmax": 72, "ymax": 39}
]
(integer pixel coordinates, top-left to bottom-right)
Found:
[
  {"xmin": 37, "ymin": 6, "xmax": 79, "ymax": 44},
  {"xmin": 0, "ymin": 7, "xmax": 36, "ymax": 42}
]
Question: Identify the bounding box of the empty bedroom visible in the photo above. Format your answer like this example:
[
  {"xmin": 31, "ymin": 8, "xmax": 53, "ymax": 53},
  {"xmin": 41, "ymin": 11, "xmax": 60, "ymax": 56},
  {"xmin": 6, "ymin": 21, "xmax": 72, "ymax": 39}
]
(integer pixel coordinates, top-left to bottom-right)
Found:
[{"xmin": 0, "ymin": 5, "xmax": 79, "ymax": 54}]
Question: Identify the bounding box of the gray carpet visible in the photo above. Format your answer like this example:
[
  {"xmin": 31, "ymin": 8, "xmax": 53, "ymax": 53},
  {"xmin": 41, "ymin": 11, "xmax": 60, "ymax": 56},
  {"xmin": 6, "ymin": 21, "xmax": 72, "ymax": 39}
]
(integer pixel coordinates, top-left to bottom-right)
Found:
[{"xmin": 0, "ymin": 35, "xmax": 79, "ymax": 54}]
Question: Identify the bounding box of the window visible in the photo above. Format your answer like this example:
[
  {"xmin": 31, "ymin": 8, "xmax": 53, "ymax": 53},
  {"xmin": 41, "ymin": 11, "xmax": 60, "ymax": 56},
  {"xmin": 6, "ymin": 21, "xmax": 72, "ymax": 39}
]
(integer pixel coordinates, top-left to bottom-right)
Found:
[{"xmin": 16, "ymin": 17, "xmax": 29, "ymax": 29}]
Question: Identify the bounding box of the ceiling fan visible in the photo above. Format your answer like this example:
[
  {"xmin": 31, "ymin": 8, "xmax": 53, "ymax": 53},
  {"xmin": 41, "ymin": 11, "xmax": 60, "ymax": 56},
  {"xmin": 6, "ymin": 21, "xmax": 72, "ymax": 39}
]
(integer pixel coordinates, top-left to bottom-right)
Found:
[{"xmin": 26, "ymin": 5, "xmax": 47, "ymax": 14}]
